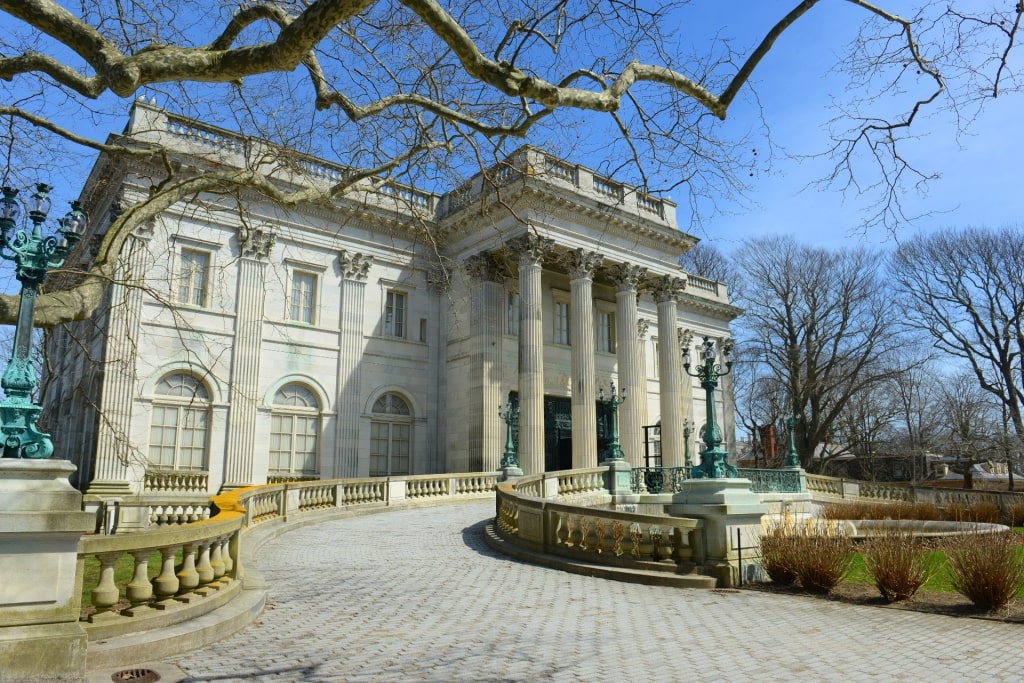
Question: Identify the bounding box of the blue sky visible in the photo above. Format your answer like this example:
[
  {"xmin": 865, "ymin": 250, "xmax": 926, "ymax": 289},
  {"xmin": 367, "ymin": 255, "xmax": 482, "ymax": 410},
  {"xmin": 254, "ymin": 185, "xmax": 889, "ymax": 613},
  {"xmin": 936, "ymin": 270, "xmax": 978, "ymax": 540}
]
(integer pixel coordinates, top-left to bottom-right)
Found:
[{"xmin": 678, "ymin": 1, "xmax": 1024, "ymax": 252}]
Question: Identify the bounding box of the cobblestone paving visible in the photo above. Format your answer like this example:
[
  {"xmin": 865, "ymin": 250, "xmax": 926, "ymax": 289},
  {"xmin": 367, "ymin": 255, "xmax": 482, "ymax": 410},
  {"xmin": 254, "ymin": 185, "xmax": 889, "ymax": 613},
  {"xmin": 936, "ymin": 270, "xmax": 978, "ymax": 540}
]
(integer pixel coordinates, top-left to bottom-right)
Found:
[{"xmin": 170, "ymin": 501, "xmax": 1022, "ymax": 682}]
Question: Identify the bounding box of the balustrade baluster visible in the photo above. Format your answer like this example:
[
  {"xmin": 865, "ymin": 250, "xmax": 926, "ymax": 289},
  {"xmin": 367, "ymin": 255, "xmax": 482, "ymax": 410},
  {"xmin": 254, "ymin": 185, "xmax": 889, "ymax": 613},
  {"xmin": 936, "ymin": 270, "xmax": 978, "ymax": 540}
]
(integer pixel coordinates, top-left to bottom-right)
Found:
[
  {"xmin": 124, "ymin": 549, "xmax": 155, "ymax": 615},
  {"xmin": 89, "ymin": 552, "xmax": 122, "ymax": 619},
  {"xmin": 152, "ymin": 546, "xmax": 180, "ymax": 609},
  {"xmin": 209, "ymin": 539, "xmax": 226, "ymax": 583},
  {"xmin": 195, "ymin": 541, "xmax": 215, "ymax": 594},
  {"xmin": 176, "ymin": 543, "xmax": 200, "ymax": 602}
]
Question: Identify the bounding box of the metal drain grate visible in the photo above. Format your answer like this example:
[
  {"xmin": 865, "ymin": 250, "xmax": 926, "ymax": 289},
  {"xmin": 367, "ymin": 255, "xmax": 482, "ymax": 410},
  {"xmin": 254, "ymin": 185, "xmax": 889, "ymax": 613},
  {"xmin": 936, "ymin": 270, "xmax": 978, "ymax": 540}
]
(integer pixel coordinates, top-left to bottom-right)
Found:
[{"xmin": 111, "ymin": 669, "xmax": 161, "ymax": 682}]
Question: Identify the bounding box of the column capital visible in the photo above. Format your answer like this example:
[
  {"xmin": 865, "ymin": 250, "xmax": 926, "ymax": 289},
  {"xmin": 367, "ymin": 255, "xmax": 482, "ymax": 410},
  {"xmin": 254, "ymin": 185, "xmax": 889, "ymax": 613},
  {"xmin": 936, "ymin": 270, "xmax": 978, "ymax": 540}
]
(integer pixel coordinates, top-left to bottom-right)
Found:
[
  {"xmin": 651, "ymin": 274, "xmax": 687, "ymax": 303},
  {"xmin": 426, "ymin": 266, "xmax": 451, "ymax": 293},
  {"xmin": 238, "ymin": 225, "xmax": 276, "ymax": 259},
  {"xmin": 567, "ymin": 249, "xmax": 602, "ymax": 281},
  {"xmin": 637, "ymin": 319, "xmax": 650, "ymax": 340},
  {"xmin": 463, "ymin": 253, "xmax": 504, "ymax": 282},
  {"xmin": 678, "ymin": 327, "xmax": 693, "ymax": 351},
  {"xmin": 610, "ymin": 263, "xmax": 647, "ymax": 292},
  {"xmin": 507, "ymin": 233, "xmax": 555, "ymax": 265},
  {"xmin": 339, "ymin": 250, "xmax": 373, "ymax": 280}
]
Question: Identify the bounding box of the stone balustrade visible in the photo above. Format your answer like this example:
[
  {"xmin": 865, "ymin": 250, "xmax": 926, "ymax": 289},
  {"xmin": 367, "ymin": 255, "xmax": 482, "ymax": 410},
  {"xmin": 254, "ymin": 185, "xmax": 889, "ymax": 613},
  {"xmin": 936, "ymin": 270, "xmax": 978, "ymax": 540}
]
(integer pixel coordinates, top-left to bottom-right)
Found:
[
  {"xmin": 497, "ymin": 486, "xmax": 705, "ymax": 566},
  {"xmin": 805, "ymin": 473, "xmax": 1024, "ymax": 515}
]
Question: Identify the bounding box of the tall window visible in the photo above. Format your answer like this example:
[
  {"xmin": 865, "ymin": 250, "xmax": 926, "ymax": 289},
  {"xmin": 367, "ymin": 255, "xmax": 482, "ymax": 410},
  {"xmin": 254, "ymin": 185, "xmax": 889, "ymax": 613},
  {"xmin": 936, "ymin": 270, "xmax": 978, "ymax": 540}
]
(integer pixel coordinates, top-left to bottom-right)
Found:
[
  {"xmin": 554, "ymin": 301, "xmax": 570, "ymax": 345},
  {"xmin": 270, "ymin": 384, "xmax": 320, "ymax": 475},
  {"xmin": 149, "ymin": 373, "xmax": 210, "ymax": 471},
  {"xmin": 385, "ymin": 290, "xmax": 406, "ymax": 338},
  {"xmin": 370, "ymin": 393, "xmax": 411, "ymax": 476},
  {"xmin": 507, "ymin": 290, "xmax": 520, "ymax": 336},
  {"xmin": 597, "ymin": 311, "xmax": 616, "ymax": 353},
  {"xmin": 178, "ymin": 249, "xmax": 210, "ymax": 306},
  {"xmin": 652, "ymin": 338, "xmax": 659, "ymax": 378},
  {"xmin": 290, "ymin": 271, "xmax": 317, "ymax": 323}
]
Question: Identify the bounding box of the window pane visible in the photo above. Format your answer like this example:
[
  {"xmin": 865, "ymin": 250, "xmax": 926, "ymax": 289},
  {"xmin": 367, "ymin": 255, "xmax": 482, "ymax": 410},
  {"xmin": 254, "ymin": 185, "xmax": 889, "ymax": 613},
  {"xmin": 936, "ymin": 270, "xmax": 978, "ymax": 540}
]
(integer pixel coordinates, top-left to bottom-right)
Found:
[
  {"xmin": 554, "ymin": 302, "xmax": 570, "ymax": 345},
  {"xmin": 291, "ymin": 272, "xmax": 316, "ymax": 323},
  {"xmin": 179, "ymin": 250, "xmax": 209, "ymax": 306},
  {"xmin": 386, "ymin": 291, "xmax": 406, "ymax": 338}
]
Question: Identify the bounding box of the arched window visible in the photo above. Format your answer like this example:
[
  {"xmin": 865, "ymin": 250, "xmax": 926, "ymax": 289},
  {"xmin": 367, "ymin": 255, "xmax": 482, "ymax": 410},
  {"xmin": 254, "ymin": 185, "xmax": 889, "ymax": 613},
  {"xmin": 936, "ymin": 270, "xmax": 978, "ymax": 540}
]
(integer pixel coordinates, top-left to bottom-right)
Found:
[
  {"xmin": 149, "ymin": 373, "xmax": 210, "ymax": 471},
  {"xmin": 270, "ymin": 384, "xmax": 320, "ymax": 475},
  {"xmin": 370, "ymin": 392, "xmax": 411, "ymax": 476}
]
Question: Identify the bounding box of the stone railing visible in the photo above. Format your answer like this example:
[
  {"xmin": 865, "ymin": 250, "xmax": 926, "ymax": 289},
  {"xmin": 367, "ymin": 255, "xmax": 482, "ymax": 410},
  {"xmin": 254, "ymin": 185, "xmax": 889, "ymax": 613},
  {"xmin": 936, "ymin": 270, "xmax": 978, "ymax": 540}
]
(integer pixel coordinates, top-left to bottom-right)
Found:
[
  {"xmin": 79, "ymin": 505, "xmax": 244, "ymax": 643},
  {"xmin": 805, "ymin": 474, "xmax": 1024, "ymax": 515},
  {"xmin": 78, "ymin": 472, "xmax": 500, "ymax": 668},
  {"xmin": 496, "ymin": 486, "xmax": 705, "ymax": 566},
  {"xmin": 144, "ymin": 469, "xmax": 209, "ymax": 494}
]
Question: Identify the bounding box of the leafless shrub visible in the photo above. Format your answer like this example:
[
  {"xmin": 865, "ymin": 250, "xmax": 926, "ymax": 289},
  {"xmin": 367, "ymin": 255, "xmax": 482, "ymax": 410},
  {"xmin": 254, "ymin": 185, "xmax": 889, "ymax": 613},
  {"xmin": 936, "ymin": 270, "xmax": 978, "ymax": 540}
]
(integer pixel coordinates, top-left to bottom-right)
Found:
[
  {"xmin": 862, "ymin": 528, "xmax": 938, "ymax": 603},
  {"xmin": 946, "ymin": 532, "xmax": 1024, "ymax": 612},
  {"xmin": 759, "ymin": 516, "xmax": 852, "ymax": 593}
]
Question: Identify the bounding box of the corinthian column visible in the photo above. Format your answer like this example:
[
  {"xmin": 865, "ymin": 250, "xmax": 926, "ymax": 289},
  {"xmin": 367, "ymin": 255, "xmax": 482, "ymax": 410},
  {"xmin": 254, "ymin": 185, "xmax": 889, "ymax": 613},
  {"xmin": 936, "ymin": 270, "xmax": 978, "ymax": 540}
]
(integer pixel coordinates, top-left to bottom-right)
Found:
[
  {"xmin": 568, "ymin": 249, "xmax": 601, "ymax": 469},
  {"xmin": 335, "ymin": 250, "xmax": 373, "ymax": 478},
  {"xmin": 509, "ymin": 233, "xmax": 554, "ymax": 475},
  {"xmin": 463, "ymin": 253, "xmax": 505, "ymax": 472},
  {"xmin": 610, "ymin": 263, "xmax": 647, "ymax": 466},
  {"xmin": 223, "ymin": 226, "xmax": 276, "ymax": 489},
  {"xmin": 651, "ymin": 275, "xmax": 687, "ymax": 468}
]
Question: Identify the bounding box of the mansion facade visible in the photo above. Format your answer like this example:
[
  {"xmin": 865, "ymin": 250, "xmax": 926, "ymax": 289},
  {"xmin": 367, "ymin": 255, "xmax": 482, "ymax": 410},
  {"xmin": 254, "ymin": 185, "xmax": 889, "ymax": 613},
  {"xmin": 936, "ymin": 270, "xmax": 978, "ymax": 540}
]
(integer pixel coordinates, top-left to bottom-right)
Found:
[{"xmin": 44, "ymin": 100, "xmax": 740, "ymax": 507}]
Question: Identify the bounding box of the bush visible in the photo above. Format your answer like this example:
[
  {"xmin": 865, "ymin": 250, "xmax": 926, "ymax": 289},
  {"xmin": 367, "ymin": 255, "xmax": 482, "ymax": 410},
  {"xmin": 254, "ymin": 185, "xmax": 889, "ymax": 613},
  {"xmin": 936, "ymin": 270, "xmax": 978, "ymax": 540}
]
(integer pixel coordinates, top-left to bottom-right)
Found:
[
  {"xmin": 946, "ymin": 531, "xmax": 1024, "ymax": 611},
  {"xmin": 862, "ymin": 528, "xmax": 937, "ymax": 603},
  {"xmin": 759, "ymin": 518, "xmax": 853, "ymax": 593},
  {"xmin": 759, "ymin": 521, "xmax": 799, "ymax": 586},
  {"xmin": 1007, "ymin": 501, "xmax": 1024, "ymax": 527},
  {"xmin": 819, "ymin": 501, "xmax": 941, "ymax": 522}
]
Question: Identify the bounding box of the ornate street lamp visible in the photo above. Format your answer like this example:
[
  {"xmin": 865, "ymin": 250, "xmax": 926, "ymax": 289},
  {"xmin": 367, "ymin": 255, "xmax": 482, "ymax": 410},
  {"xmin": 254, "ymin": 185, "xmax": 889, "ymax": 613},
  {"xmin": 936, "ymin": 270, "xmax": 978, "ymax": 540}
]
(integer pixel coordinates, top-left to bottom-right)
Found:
[
  {"xmin": 784, "ymin": 414, "xmax": 801, "ymax": 468},
  {"xmin": 597, "ymin": 382, "xmax": 627, "ymax": 461},
  {"xmin": 0, "ymin": 184, "xmax": 86, "ymax": 458},
  {"xmin": 683, "ymin": 336, "xmax": 737, "ymax": 479},
  {"xmin": 498, "ymin": 392, "xmax": 520, "ymax": 469}
]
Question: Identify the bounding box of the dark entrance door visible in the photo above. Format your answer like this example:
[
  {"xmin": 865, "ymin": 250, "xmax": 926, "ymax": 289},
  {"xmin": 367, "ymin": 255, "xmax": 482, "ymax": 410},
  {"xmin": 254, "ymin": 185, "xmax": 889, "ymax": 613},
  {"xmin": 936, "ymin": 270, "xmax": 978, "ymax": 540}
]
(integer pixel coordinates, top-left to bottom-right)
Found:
[{"xmin": 543, "ymin": 395, "xmax": 612, "ymax": 471}]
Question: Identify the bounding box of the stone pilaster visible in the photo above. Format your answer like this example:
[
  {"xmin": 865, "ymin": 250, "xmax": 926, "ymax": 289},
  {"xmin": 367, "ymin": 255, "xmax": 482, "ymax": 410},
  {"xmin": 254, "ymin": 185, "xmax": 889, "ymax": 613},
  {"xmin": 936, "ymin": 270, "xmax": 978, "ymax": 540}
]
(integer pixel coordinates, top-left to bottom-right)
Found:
[
  {"xmin": 335, "ymin": 250, "xmax": 373, "ymax": 478},
  {"xmin": 509, "ymin": 234, "xmax": 554, "ymax": 475},
  {"xmin": 88, "ymin": 225, "xmax": 152, "ymax": 496},
  {"xmin": 679, "ymin": 328, "xmax": 697, "ymax": 465},
  {"xmin": 610, "ymin": 263, "xmax": 647, "ymax": 466},
  {"xmin": 651, "ymin": 275, "xmax": 687, "ymax": 468},
  {"xmin": 567, "ymin": 249, "xmax": 601, "ymax": 468},
  {"xmin": 223, "ymin": 226, "xmax": 276, "ymax": 488},
  {"xmin": 464, "ymin": 253, "xmax": 506, "ymax": 472}
]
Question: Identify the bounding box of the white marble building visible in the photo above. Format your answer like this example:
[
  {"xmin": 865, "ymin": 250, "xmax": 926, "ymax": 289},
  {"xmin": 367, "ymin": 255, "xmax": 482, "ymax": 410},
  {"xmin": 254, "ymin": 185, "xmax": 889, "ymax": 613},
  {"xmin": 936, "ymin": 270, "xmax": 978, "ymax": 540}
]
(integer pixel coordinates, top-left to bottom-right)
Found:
[{"xmin": 44, "ymin": 101, "xmax": 739, "ymax": 503}]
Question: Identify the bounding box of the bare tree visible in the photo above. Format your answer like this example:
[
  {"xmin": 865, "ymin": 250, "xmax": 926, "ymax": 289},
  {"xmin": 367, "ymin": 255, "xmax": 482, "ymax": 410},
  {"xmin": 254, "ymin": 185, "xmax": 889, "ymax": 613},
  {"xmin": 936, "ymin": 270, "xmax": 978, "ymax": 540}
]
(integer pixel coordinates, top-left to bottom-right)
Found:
[
  {"xmin": 892, "ymin": 226, "xmax": 1024, "ymax": 445},
  {"xmin": 733, "ymin": 235, "xmax": 906, "ymax": 468},
  {"xmin": 0, "ymin": 1, "xmax": 1021, "ymax": 326},
  {"xmin": 939, "ymin": 371, "xmax": 1002, "ymax": 490}
]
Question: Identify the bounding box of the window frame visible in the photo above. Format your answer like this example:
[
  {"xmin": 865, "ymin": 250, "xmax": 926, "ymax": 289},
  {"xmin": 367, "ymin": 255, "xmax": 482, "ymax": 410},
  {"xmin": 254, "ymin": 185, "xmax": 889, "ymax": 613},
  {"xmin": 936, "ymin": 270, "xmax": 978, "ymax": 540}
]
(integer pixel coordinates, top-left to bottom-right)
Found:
[
  {"xmin": 596, "ymin": 305, "xmax": 616, "ymax": 354},
  {"xmin": 384, "ymin": 289, "xmax": 407, "ymax": 339},
  {"xmin": 369, "ymin": 392, "xmax": 413, "ymax": 476},
  {"xmin": 269, "ymin": 383, "xmax": 321, "ymax": 476},
  {"xmin": 552, "ymin": 290, "xmax": 571, "ymax": 346},
  {"xmin": 148, "ymin": 372, "xmax": 211, "ymax": 472},
  {"xmin": 177, "ymin": 248, "xmax": 211, "ymax": 308},
  {"xmin": 289, "ymin": 270, "xmax": 319, "ymax": 324}
]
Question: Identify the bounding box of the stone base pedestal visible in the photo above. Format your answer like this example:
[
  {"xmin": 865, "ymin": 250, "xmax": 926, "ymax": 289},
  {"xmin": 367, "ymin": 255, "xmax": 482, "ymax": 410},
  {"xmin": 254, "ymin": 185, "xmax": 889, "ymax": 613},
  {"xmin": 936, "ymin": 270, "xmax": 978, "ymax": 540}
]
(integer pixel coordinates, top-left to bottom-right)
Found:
[
  {"xmin": 665, "ymin": 478, "xmax": 767, "ymax": 587},
  {"xmin": 601, "ymin": 459, "xmax": 639, "ymax": 506},
  {"xmin": 500, "ymin": 466, "xmax": 524, "ymax": 481},
  {"xmin": 0, "ymin": 459, "xmax": 95, "ymax": 682}
]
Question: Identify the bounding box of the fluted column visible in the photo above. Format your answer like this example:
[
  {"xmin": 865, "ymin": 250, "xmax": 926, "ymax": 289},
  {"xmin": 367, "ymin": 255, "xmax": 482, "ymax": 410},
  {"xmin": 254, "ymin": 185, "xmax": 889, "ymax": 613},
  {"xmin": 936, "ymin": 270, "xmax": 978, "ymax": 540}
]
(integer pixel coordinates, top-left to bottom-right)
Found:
[
  {"xmin": 89, "ymin": 224, "xmax": 153, "ymax": 496},
  {"xmin": 464, "ymin": 253, "xmax": 505, "ymax": 472},
  {"xmin": 510, "ymin": 234, "xmax": 554, "ymax": 475},
  {"xmin": 223, "ymin": 227, "xmax": 275, "ymax": 488},
  {"xmin": 678, "ymin": 328, "xmax": 697, "ymax": 465},
  {"xmin": 652, "ymin": 275, "xmax": 687, "ymax": 468},
  {"xmin": 610, "ymin": 263, "xmax": 647, "ymax": 466},
  {"xmin": 335, "ymin": 250, "xmax": 373, "ymax": 478},
  {"xmin": 568, "ymin": 249, "xmax": 601, "ymax": 469}
]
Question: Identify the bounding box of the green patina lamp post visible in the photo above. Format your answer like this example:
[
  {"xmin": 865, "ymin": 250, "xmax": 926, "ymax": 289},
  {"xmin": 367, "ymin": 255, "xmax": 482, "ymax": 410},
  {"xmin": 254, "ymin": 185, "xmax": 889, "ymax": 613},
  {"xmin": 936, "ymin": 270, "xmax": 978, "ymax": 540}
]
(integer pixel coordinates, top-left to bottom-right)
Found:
[
  {"xmin": 598, "ymin": 382, "xmax": 627, "ymax": 461},
  {"xmin": 784, "ymin": 414, "xmax": 801, "ymax": 468},
  {"xmin": 683, "ymin": 336, "xmax": 737, "ymax": 479},
  {"xmin": 0, "ymin": 184, "xmax": 86, "ymax": 459},
  {"xmin": 498, "ymin": 393, "xmax": 520, "ymax": 469},
  {"xmin": 683, "ymin": 419, "xmax": 694, "ymax": 468}
]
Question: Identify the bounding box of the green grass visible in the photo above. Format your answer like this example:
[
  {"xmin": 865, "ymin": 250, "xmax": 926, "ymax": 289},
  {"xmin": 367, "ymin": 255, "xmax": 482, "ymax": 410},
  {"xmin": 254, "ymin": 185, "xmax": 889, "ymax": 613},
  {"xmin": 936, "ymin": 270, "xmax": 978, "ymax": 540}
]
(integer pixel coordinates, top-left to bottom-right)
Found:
[
  {"xmin": 845, "ymin": 549, "xmax": 956, "ymax": 593},
  {"xmin": 80, "ymin": 550, "xmax": 181, "ymax": 612}
]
